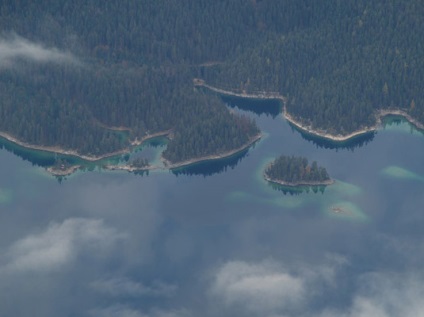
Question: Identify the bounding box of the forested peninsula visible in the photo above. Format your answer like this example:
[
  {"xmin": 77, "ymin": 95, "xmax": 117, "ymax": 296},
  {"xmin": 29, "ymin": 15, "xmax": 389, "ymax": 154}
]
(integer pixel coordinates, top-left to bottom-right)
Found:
[
  {"xmin": 0, "ymin": 0, "xmax": 423, "ymax": 167},
  {"xmin": 195, "ymin": 80, "xmax": 424, "ymax": 141},
  {"xmin": 264, "ymin": 156, "xmax": 333, "ymax": 187}
]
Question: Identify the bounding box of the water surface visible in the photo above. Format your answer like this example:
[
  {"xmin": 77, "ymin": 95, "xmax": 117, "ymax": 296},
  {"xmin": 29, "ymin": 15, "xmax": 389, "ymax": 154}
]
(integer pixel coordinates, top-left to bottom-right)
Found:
[{"xmin": 0, "ymin": 104, "xmax": 423, "ymax": 317}]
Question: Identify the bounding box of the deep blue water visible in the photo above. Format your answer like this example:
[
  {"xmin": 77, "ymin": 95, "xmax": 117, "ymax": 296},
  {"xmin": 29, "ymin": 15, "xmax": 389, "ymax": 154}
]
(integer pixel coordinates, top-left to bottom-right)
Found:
[{"xmin": 0, "ymin": 103, "xmax": 423, "ymax": 317}]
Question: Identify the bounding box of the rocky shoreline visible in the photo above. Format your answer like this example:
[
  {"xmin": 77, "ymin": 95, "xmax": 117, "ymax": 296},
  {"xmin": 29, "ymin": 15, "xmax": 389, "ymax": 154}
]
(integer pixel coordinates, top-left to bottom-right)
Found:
[
  {"xmin": 264, "ymin": 174, "xmax": 335, "ymax": 188},
  {"xmin": 46, "ymin": 133, "xmax": 261, "ymax": 176},
  {"xmin": 0, "ymin": 130, "xmax": 171, "ymax": 162},
  {"xmin": 163, "ymin": 133, "xmax": 262, "ymax": 169},
  {"xmin": 284, "ymin": 107, "xmax": 424, "ymax": 142}
]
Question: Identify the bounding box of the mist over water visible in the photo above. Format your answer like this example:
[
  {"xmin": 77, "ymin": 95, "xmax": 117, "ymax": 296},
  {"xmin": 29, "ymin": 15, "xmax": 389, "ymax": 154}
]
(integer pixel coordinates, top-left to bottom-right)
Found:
[{"xmin": 0, "ymin": 104, "xmax": 423, "ymax": 316}]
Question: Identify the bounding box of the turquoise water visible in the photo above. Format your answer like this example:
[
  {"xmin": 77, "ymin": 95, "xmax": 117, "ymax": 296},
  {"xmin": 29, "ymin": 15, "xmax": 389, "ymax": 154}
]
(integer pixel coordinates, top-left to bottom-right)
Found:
[{"xmin": 0, "ymin": 105, "xmax": 423, "ymax": 317}]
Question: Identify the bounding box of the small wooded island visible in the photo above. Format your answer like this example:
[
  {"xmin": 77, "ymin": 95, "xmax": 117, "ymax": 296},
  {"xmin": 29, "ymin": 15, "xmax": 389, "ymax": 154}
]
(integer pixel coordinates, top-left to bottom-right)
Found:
[{"xmin": 264, "ymin": 155, "xmax": 334, "ymax": 187}]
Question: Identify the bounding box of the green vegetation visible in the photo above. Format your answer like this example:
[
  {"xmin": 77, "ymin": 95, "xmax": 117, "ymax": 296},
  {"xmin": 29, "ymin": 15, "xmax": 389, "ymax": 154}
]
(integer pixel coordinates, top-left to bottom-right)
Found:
[
  {"xmin": 202, "ymin": 0, "xmax": 424, "ymax": 134},
  {"xmin": 0, "ymin": 0, "xmax": 423, "ymax": 164},
  {"xmin": 0, "ymin": 1, "xmax": 260, "ymax": 162},
  {"xmin": 265, "ymin": 156, "xmax": 331, "ymax": 185},
  {"xmin": 130, "ymin": 158, "xmax": 149, "ymax": 169}
]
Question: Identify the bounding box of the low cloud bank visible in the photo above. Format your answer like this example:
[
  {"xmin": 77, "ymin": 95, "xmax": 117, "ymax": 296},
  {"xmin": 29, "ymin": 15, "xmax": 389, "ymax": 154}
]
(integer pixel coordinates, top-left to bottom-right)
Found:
[
  {"xmin": 0, "ymin": 218, "xmax": 125, "ymax": 273},
  {"xmin": 0, "ymin": 34, "xmax": 79, "ymax": 68},
  {"xmin": 322, "ymin": 272, "xmax": 424, "ymax": 317},
  {"xmin": 210, "ymin": 257, "xmax": 342, "ymax": 315},
  {"xmin": 210, "ymin": 258, "xmax": 424, "ymax": 317}
]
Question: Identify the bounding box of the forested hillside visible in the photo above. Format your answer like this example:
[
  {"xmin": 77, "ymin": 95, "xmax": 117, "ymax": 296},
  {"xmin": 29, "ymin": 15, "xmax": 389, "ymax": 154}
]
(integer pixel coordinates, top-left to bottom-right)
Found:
[
  {"xmin": 202, "ymin": 0, "xmax": 424, "ymax": 134},
  {"xmin": 0, "ymin": 0, "xmax": 261, "ymax": 160},
  {"xmin": 0, "ymin": 0, "xmax": 422, "ymax": 161}
]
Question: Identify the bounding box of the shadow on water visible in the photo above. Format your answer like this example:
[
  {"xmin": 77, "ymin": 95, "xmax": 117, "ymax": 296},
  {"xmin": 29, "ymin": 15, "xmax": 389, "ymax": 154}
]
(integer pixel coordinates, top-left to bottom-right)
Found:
[
  {"xmin": 221, "ymin": 95, "xmax": 282, "ymax": 118},
  {"xmin": 0, "ymin": 135, "xmax": 128, "ymax": 174},
  {"xmin": 0, "ymin": 135, "xmax": 169, "ymax": 174},
  {"xmin": 0, "ymin": 137, "xmax": 80, "ymax": 167},
  {"xmin": 385, "ymin": 116, "xmax": 405, "ymax": 126},
  {"xmin": 222, "ymin": 94, "xmax": 377, "ymax": 151},
  {"xmin": 171, "ymin": 149, "xmax": 249, "ymax": 177},
  {"xmin": 133, "ymin": 169, "xmax": 150, "ymax": 177},
  {"xmin": 288, "ymin": 123, "xmax": 376, "ymax": 151},
  {"xmin": 268, "ymin": 182, "xmax": 328, "ymax": 195},
  {"xmin": 382, "ymin": 115, "xmax": 424, "ymax": 135}
]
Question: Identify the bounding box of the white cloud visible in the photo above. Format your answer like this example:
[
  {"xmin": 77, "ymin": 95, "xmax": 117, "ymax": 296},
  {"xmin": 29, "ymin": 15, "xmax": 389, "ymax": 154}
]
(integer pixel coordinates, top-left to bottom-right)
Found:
[
  {"xmin": 91, "ymin": 277, "xmax": 177, "ymax": 297},
  {"xmin": 211, "ymin": 259, "xmax": 424, "ymax": 317},
  {"xmin": 212, "ymin": 260, "xmax": 424, "ymax": 317},
  {"xmin": 213, "ymin": 260, "xmax": 303, "ymax": 310},
  {"xmin": 0, "ymin": 34, "xmax": 79, "ymax": 68},
  {"xmin": 210, "ymin": 258, "xmax": 341, "ymax": 315},
  {"xmin": 322, "ymin": 272, "xmax": 424, "ymax": 317},
  {"xmin": 1, "ymin": 218, "xmax": 125, "ymax": 273}
]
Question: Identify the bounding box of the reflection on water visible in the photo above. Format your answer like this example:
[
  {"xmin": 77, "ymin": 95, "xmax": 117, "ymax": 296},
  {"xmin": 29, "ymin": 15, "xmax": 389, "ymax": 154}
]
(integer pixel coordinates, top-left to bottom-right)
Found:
[
  {"xmin": 0, "ymin": 137, "xmax": 124, "ymax": 168},
  {"xmin": 268, "ymin": 182, "xmax": 328, "ymax": 195},
  {"xmin": 0, "ymin": 136, "xmax": 169, "ymax": 178},
  {"xmin": 288, "ymin": 124, "xmax": 377, "ymax": 151},
  {"xmin": 172, "ymin": 149, "xmax": 249, "ymax": 177},
  {"xmin": 382, "ymin": 115, "xmax": 424, "ymax": 136},
  {"xmin": 0, "ymin": 138, "xmax": 68, "ymax": 167},
  {"xmin": 133, "ymin": 169, "xmax": 150, "ymax": 177},
  {"xmin": 0, "ymin": 131, "xmax": 250, "ymax": 179},
  {"xmin": 222, "ymin": 95, "xmax": 282, "ymax": 118},
  {"xmin": 222, "ymin": 94, "xmax": 377, "ymax": 151}
]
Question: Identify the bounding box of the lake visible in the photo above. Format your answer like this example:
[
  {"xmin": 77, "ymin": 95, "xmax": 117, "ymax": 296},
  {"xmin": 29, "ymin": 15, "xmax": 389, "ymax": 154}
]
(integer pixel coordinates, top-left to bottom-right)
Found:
[{"xmin": 0, "ymin": 100, "xmax": 423, "ymax": 317}]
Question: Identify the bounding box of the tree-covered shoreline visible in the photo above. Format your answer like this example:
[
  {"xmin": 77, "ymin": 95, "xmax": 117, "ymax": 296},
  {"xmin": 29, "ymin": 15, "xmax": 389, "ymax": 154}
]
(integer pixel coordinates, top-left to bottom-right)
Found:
[
  {"xmin": 1, "ymin": 0, "xmax": 423, "ymax": 164},
  {"xmin": 264, "ymin": 155, "xmax": 332, "ymax": 187},
  {"xmin": 201, "ymin": 0, "xmax": 424, "ymax": 134},
  {"xmin": 196, "ymin": 81, "xmax": 424, "ymax": 142}
]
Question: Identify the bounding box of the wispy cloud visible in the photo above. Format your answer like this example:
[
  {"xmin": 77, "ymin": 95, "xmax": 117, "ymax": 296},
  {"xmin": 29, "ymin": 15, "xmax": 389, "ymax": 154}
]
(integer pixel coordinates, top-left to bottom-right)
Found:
[
  {"xmin": 91, "ymin": 277, "xmax": 177, "ymax": 297},
  {"xmin": 0, "ymin": 34, "xmax": 79, "ymax": 68},
  {"xmin": 0, "ymin": 218, "xmax": 126, "ymax": 273},
  {"xmin": 210, "ymin": 257, "xmax": 342, "ymax": 315},
  {"xmin": 322, "ymin": 272, "xmax": 424, "ymax": 317},
  {"xmin": 211, "ymin": 257, "xmax": 424, "ymax": 317}
]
